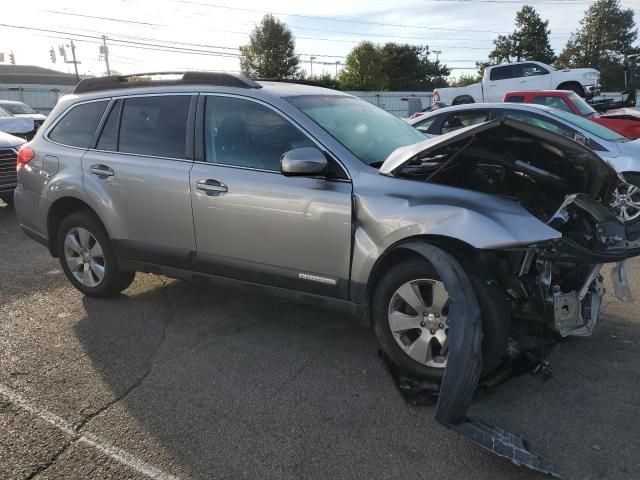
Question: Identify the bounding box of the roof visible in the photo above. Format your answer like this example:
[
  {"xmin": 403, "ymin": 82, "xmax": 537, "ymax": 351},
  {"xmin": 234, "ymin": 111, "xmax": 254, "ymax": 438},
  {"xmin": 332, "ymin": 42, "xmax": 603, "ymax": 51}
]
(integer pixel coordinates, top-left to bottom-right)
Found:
[
  {"xmin": 0, "ymin": 65, "xmax": 78, "ymax": 86},
  {"xmin": 505, "ymin": 90, "xmax": 574, "ymax": 96},
  {"xmin": 408, "ymin": 102, "xmax": 555, "ymax": 124},
  {"xmin": 258, "ymin": 81, "xmax": 347, "ymax": 97}
]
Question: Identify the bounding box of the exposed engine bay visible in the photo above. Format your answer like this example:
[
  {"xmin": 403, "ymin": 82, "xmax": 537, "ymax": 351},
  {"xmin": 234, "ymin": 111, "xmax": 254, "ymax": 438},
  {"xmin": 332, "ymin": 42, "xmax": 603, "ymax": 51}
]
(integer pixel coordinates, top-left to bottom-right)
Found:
[{"xmin": 384, "ymin": 119, "xmax": 640, "ymax": 339}]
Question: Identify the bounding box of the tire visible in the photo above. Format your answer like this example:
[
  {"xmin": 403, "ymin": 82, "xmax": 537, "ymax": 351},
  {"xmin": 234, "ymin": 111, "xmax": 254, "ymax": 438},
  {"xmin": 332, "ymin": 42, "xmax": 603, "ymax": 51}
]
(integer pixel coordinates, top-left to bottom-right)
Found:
[
  {"xmin": 372, "ymin": 257, "xmax": 509, "ymax": 380},
  {"xmin": 0, "ymin": 192, "xmax": 13, "ymax": 206},
  {"xmin": 56, "ymin": 210, "xmax": 135, "ymax": 297},
  {"xmin": 558, "ymin": 82, "xmax": 585, "ymax": 98}
]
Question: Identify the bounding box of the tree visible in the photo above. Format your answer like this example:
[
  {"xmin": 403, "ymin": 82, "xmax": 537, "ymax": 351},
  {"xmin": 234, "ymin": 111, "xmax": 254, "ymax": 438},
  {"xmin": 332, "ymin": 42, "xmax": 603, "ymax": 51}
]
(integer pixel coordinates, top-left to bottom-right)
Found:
[
  {"xmin": 339, "ymin": 42, "xmax": 450, "ymax": 91},
  {"xmin": 450, "ymin": 73, "xmax": 480, "ymax": 87},
  {"xmin": 338, "ymin": 41, "xmax": 386, "ymax": 90},
  {"xmin": 240, "ymin": 14, "xmax": 299, "ymax": 79},
  {"xmin": 485, "ymin": 6, "xmax": 555, "ymax": 65},
  {"xmin": 556, "ymin": 0, "xmax": 637, "ymax": 90},
  {"xmin": 380, "ymin": 43, "xmax": 450, "ymax": 90},
  {"xmin": 303, "ymin": 72, "xmax": 341, "ymax": 90}
]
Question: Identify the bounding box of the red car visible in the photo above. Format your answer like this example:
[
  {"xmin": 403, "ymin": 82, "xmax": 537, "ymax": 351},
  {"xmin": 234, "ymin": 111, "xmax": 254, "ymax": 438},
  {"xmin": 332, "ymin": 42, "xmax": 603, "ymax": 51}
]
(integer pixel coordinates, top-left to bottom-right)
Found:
[{"xmin": 504, "ymin": 90, "xmax": 640, "ymax": 139}]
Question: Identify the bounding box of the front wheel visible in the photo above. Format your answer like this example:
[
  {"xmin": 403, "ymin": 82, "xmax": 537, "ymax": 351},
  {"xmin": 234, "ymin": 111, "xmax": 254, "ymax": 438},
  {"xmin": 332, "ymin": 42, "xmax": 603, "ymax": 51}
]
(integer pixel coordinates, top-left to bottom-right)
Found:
[
  {"xmin": 612, "ymin": 173, "xmax": 640, "ymax": 240},
  {"xmin": 57, "ymin": 210, "xmax": 135, "ymax": 297},
  {"xmin": 372, "ymin": 255, "xmax": 509, "ymax": 380}
]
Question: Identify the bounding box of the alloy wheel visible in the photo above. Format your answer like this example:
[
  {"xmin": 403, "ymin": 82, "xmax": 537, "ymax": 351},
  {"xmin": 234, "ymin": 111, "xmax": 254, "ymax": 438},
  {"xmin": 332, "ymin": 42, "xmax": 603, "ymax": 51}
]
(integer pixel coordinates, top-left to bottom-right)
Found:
[
  {"xmin": 387, "ymin": 278, "xmax": 450, "ymax": 368},
  {"xmin": 63, "ymin": 227, "xmax": 105, "ymax": 288},
  {"xmin": 611, "ymin": 182, "xmax": 640, "ymax": 222}
]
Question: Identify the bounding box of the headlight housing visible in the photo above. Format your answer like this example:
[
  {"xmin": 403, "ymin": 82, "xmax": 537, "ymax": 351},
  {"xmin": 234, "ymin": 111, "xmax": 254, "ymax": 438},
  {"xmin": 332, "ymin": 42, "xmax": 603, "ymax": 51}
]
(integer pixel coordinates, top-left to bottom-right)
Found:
[{"xmin": 583, "ymin": 72, "xmax": 599, "ymax": 80}]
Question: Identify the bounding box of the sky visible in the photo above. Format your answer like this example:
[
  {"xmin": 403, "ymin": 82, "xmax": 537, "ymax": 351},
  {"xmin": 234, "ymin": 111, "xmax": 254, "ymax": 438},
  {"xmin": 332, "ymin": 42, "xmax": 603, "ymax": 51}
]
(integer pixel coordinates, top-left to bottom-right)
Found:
[{"xmin": 1, "ymin": 0, "xmax": 639, "ymax": 79}]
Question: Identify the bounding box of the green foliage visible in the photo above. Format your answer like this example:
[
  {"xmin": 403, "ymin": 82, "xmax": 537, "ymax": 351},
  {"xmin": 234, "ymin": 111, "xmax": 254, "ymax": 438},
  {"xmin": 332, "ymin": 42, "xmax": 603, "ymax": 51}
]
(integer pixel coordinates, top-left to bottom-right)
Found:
[
  {"xmin": 450, "ymin": 73, "xmax": 480, "ymax": 87},
  {"xmin": 302, "ymin": 72, "xmax": 341, "ymax": 90},
  {"xmin": 240, "ymin": 14, "xmax": 300, "ymax": 79},
  {"xmin": 339, "ymin": 41, "xmax": 450, "ymax": 91},
  {"xmin": 338, "ymin": 41, "xmax": 386, "ymax": 90},
  {"xmin": 556, "ymin": 0, "xmax": 638, "ymax": 90},
  {"xmin": 488, "ymin": 6, "xmax": 555, "ymax": 64}
]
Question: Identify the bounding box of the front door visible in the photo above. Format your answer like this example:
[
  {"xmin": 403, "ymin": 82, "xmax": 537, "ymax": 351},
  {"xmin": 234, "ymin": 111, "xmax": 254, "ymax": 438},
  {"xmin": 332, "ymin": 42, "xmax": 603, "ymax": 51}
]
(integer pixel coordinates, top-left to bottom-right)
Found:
[
  {"xmin": 82, "ymin": 94, "xmax": 196, "ymax": 267},
  {"xmin": 190, "ymin": 95, "xmax": 353, "ymax": 298}
]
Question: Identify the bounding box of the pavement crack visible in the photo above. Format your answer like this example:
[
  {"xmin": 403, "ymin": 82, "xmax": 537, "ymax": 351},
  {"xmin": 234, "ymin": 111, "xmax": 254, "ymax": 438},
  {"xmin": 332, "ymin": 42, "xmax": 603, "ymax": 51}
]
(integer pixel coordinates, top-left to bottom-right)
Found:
[
  {"xmin": 24, "ymin": 435, "xmax": 78, "ymax": 480},
  {"xmin": 75, "ymin": 279, "xmax": 175, "ymax": 431}
]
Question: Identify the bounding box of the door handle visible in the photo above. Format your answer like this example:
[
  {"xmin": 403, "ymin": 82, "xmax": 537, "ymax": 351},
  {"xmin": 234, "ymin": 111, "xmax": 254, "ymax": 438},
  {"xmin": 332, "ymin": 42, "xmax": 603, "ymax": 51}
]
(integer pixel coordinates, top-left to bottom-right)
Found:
[
  {"xmin": 196, "ymin": 179, "xmax": 228, "ymax": 196},
  {"xmin": 518, "ymin": 80, "xmax": 527, "ymax": 84},
  {"xmin": 90, "ymin": 164, "xmax": 114, "ymax": 177}
]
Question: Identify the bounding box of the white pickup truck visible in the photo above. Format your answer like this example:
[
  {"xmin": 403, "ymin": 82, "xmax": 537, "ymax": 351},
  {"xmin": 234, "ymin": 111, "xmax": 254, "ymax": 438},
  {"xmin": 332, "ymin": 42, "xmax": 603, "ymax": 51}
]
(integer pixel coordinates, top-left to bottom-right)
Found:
[{"xmin": 434, "ymin": 61, "xmax": 600, "ymax": 106}]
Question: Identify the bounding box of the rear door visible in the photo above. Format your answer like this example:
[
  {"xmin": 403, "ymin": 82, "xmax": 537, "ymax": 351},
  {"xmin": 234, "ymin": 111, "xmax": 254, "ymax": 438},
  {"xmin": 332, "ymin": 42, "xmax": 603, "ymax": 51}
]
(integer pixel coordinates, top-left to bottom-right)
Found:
[
  {"xmin": 485, "ymin": 65, "xmax": 516, "ymax": 102},
  {"xmin": 81, "ymin": 94, "xmax": 197, "ymax": 268},
  {"xmin": 189, "ymin": 94, "xmax": 353, "ymax": 298},
  {"xmin": 516, "ymin": 63, "xmax": 552, "ymax": 91}
]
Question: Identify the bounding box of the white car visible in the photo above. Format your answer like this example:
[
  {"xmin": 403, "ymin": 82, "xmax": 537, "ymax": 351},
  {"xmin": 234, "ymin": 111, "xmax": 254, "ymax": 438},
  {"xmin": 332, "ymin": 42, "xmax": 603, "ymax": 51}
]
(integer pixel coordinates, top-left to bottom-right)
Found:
[
  {"xmin": 0, "ymin": 100, "xmax": 46, "ymax": 122},
  {"xmin": 434, "ymin": 61, "xmax": 600, "ymax": 106},
  {"xmin": 0, "ymin": 106, "xmax": 35, "ymax": 138}
]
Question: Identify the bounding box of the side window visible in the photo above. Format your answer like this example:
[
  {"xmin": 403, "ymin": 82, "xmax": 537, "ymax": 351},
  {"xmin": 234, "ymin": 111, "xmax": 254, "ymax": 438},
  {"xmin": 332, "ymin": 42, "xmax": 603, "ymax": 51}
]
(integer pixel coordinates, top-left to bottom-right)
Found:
[
  {"xmin": 49, "ymin": 101, "xmax": 108, "ymax": 148},
  {"xmin": 517, "ymin": 63, "xmax": 549, "ymax": 77},
  {"xmin": 119, "ymin": 95, "xmax": 190, "ymax": 158},
  {"xmin": 504, "ymin": 110, "xmax": 574, "ymax": 138},
  {"xmin": 441, "ymin": 111, "xmax": 490, "ymax": 134},
  {"xmin": 204, "ymin": 96, "xmax": 314, "ymax": 171},
  {"xmin": 414, "ymin": 116, "xmax": 438, "ymax": 134},
  {"xmin": 490, "ymin": 66, "xmax": 514, "ymax": 81},
  {"xmin": 505, "ymin": 95, "xmax": 525, "ymax": 103},
  {"xmin": 533, "ymin": 96, "xmax": 573, "ymax": 113},
  {"xmin": 96, "ymin": 100, "xmax": 122, "ymax": 151}
]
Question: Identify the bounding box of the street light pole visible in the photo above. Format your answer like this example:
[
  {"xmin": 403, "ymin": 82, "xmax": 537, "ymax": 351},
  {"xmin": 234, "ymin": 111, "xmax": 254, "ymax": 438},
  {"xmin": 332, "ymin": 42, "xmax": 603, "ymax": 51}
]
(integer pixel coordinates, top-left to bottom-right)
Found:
[
  {"xmin": 102, "ymin": 35, "xmax": 111, "ymax": 76},
  {"xmin": 69, "ymin": 40, "xmax": 79, "ymax": 82},
  {"xmin": 310, "ymin": 56, "xmax": 316, "ymax": 77},
  {"xmin": 335, "ymin": 61, "xmax": 340, "ymax": 76}
]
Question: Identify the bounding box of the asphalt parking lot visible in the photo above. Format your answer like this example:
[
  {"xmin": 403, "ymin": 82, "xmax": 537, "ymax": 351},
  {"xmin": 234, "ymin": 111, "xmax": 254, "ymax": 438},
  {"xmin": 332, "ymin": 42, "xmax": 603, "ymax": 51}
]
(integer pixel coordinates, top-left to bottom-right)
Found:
[{"xmin": 1, "ymin": 201, "xmax": 639, "ymax": 480}]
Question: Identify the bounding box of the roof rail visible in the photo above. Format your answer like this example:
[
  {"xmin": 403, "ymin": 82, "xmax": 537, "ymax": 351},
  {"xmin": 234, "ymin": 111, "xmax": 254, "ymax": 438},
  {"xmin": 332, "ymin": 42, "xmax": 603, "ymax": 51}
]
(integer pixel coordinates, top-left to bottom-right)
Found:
[
  {"xmin": 255, "ymin": 78, "xmax": 334, "ymax": 89},
  {"xmin": 74, "ymin": 71, "xmax": 262, "ymax": 94}
]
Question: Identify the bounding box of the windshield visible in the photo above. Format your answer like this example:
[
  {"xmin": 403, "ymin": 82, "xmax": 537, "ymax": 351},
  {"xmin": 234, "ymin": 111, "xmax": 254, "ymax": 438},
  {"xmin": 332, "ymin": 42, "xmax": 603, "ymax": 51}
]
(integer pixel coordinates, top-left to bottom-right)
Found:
[
  {"xmin": 2, "ymin": 102, "xmax": 36, "ymax": 114},
  {"xmin": 566, "ymin": 92, "xmax": 596, "ymax": 116},
  {"xmin": 548, "ymin": 108, "xmax": 627, "ymax": 142},
  {"xmin": 288, "ymin": 95, "xmax": 426, "ymax": 166}
]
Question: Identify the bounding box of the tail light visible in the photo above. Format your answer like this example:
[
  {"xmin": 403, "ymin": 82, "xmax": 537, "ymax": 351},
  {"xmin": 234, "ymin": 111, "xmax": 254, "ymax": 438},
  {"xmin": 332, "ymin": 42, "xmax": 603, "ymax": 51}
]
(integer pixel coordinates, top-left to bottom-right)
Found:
[
  {"xmin": 16, "ymin": 145, "xmax": 35, "ymax": 171},
  {"xmin": 433, "ymin": 90, "xmax": 441, "ymax": 103}
]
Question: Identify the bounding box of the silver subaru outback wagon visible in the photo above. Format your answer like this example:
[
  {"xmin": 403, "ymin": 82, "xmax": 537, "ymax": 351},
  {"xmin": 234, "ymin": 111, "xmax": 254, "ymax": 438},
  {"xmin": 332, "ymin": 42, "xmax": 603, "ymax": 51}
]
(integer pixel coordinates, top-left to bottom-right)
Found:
[{"xmin": 13, "ymin": 72, "xmax": 640, "ymax": 387}]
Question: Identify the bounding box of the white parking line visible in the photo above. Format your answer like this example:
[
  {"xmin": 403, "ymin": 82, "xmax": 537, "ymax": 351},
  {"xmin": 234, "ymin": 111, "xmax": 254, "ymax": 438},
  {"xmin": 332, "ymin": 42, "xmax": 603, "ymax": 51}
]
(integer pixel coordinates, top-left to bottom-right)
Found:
[{"xmin": 0, "ymin": 384, "xmax": 180, "ymax": 480}]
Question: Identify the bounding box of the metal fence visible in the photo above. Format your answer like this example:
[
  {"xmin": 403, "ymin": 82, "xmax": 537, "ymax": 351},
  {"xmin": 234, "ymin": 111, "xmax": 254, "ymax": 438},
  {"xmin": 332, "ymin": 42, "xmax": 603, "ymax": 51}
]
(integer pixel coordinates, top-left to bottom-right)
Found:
[
  {"xmin": 0, "ymin": 85, "xmax": 75, "ymax": 114},
  {"xmin": 346, "ymin": 91, "xmax": 434, "ymax": 117}
]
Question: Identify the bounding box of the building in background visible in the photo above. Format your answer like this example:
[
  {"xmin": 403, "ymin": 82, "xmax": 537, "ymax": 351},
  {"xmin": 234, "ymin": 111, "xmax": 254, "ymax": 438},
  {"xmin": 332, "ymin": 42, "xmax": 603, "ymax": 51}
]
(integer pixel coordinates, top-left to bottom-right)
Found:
[{"xmin": 0, "ymin": 65, "xmax": 78, "ymax": 114}]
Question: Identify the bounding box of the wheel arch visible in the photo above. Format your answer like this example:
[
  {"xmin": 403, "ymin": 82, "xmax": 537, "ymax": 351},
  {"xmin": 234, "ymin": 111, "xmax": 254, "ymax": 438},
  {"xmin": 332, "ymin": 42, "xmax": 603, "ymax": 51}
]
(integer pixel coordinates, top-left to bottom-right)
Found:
[
  {"xmin": 556, "ymin": 81, "xmax": 585, "ymax": 97},
  {"xmin": 47, "ymin": 196, "xmax": 108, "ymax": 257},
  {"xmin": 452, "ymin": 95, "xmax": 475, "ymax": 105},
  {"xmin": 364, "ymin": 235, "xmax": 476, "ymax": 323}
]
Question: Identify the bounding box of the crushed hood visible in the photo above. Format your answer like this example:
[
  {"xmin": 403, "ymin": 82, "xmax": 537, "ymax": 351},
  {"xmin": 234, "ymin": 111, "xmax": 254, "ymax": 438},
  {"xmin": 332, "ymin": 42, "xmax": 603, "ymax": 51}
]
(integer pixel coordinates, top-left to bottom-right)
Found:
[{"xmin": 380, "ymin": 117, "xmax": 620, "ymax": 198}]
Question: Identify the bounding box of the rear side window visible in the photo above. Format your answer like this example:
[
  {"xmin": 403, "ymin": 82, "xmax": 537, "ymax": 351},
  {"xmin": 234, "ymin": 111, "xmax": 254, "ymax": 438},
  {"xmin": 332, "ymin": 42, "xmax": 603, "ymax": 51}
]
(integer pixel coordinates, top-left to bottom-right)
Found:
[
  {"xmin": 49, "ymin": 101, "xmax": 108, "ymax": 148},
  {"xmin": 96, "ymin": 100, "xmax": 122, "ymax": 151},
  {"xmin": 118, "ymin": 95, "xmax": 190, "ymax": 158},
  {"xmin": 413, "ymin": 116, "xmax": 438, "ymax": 134},
  {"xmin": 490, "ymin": 65, "xmax": 514, "ymax": 81},
  {"xmin": 505, "ymin": 95, "xmax": 525, "ymax": 103},
  {"xmin": 441, "ymin": 111, "xmax": 490, "ymax": 133}
]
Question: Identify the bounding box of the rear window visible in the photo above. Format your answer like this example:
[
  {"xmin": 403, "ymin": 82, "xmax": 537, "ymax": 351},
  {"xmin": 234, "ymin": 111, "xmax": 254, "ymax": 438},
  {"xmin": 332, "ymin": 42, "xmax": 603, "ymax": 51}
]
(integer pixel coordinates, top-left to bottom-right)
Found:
[
  {"xmin": 490, "ymin": 65, "xmax": 514, "ymax": 81},
  {"xmin": 505, "ymin": 95, "xmax": 525, "ymax": 103},
  {"xmin": 49, "ymin": 101, "xmax": 108, "ymax": 148},
  {"xmin": 118, "ymin": 95, "xmax": 190, "ymax": 158}
]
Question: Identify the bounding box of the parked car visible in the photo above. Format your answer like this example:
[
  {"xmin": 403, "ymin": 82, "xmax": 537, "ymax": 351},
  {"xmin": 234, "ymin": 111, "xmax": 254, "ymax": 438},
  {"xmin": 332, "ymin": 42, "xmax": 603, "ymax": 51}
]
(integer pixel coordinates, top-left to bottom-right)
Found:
[
  {"xmin": 505, "ymin": 90, "xmax": 640, "ymax": 139},
  {"xmin": 409, "ymin": 102, "xmax": 640, "ymax": 227},
  {"xmin": 13, "ymin": 75, "xmax": 640, "ymax": 463},
  {"xmin": 0, "ymin": 106, "xmax": 36, "ymax": 139},
  {"xmin": 0, "ymin": 130, "xmax": 27, "ymax": 205},
  {"xmin": 433, "ymin": 61, "xmax": 600, "ymax": 106}
]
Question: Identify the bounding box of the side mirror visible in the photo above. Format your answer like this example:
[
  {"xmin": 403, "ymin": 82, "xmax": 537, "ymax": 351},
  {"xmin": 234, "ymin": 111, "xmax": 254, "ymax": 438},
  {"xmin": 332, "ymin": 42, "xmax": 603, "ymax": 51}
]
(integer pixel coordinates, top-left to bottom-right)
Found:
[{"xmin": 281, "ymin": 147, "xmax": 328, "ymax": 176}]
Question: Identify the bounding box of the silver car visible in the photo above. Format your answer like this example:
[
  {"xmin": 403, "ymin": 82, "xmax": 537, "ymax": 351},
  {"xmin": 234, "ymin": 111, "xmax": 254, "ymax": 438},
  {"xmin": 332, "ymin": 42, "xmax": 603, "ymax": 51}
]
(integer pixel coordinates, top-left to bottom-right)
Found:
[
  {"xmin": 409, "ymin": 102, "xmax": 640, "ymax": 226},
  {"xmin": 12, "ymin": 74, "xmax": 640, "ymax": 461}
]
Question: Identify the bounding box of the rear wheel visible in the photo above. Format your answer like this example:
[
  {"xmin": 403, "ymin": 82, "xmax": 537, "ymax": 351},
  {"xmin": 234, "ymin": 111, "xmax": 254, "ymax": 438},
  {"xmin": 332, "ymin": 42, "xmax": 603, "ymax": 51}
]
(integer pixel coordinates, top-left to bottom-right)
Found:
[
  {"xmin": 57, "ymin": 210, "xmax": 134, "ymax": 297},
  {"xmin": 373, "ymin": 255, "xmax": 509, "ymax": 380}
]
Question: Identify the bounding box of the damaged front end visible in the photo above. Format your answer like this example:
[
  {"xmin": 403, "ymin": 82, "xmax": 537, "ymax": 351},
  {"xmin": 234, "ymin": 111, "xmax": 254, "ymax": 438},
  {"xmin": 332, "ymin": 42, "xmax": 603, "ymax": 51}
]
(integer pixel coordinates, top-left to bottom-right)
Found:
[{"xmin": 380, "ymin": 118, "xmax": 640, "ymax": 476}]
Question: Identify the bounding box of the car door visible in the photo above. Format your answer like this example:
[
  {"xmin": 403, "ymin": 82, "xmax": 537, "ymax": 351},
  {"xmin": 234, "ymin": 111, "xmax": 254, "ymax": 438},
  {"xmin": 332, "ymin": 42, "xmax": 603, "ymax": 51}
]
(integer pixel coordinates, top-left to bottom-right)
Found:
[
  {"xmin": 516, "ymin": 63, "xmax": 552, "ymax": 91},
  {"xmin": 486, "ymin": 65, "xmax": 516, "ymax": 102},
  {"xmin": 189, "ymin": 94, "xmax": 353, "ymax": 299},
  {"xmin": 81, "ymin": 94, "xmax": 197, "ymax": 268}
]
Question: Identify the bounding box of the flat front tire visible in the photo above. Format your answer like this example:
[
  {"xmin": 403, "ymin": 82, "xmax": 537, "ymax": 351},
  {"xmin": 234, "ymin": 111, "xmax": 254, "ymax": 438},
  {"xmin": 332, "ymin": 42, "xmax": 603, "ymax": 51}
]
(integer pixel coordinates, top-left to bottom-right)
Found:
[{"xmin": 57, "ymin": 210, "xmax": 134, "ymax": 297}]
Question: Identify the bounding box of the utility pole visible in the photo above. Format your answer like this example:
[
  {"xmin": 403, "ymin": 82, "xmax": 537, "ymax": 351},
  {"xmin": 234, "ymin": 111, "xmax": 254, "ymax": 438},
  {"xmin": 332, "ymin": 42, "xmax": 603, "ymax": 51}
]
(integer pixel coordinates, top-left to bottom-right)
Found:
[
  {"xmin": 100, "ymin": 35, "xmax": 111, "ymax": 76},
  {"xmin": 69, "ymin": 40, "xmax": 79, "ymax": 81},
  {"xmin": 335, "ymin": 61, "xmax": 340, "ymax": 76},
  {"xmin": 432, "ymin": 50, "xmax": 442, "ymax": 62},
  {"xmin": 309, "ymin": 56, "xmax": 316, "ymax": 77}
]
